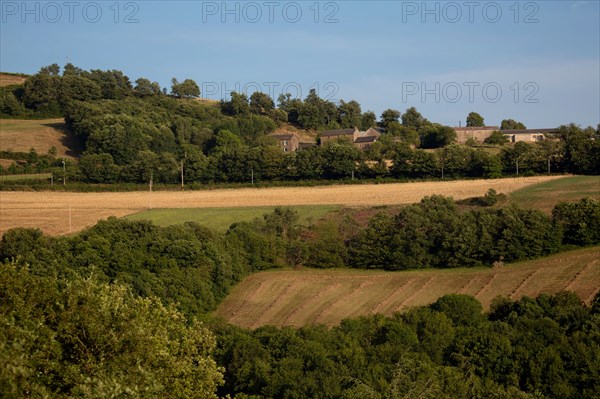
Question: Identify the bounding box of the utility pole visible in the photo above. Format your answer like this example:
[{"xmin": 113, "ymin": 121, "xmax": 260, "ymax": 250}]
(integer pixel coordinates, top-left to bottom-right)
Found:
[
  {"xmin": 516, "ymin": 159, "xmax": 519, "ymax": 176},
  {"xmin": 251, "ymin": 168, "xmax": 254, "ymax": 185},
  {"xmin": 62, "ymin": 158, "xmax": 66, "ymax": 185},
  {"xmin": 68, "ymin": 205, "xmax": 72, "ymax": 234},
  {"xmin": 149, "ymin": 172, "xmax": 153, "ymax": 209},
  {"xmin": 181, "ymin": 150, "xmax": 187, "ymax": 189}
]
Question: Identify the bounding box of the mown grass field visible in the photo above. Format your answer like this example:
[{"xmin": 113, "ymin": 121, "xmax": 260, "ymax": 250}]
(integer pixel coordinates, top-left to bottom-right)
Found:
[
  {"xmin": 0, "ymin": 118, "xmax": 84, "ymax": 158},
  {"xmin": 214, "ymin": 246, "xmax": 600, "ymax": 328},
  {"xmin": 509, "ymin": 175, "xmax": 600, "ymax": 213},
  {"xmin": 125, "ymin": 205, "xmax": 340, "ymax": 232}
]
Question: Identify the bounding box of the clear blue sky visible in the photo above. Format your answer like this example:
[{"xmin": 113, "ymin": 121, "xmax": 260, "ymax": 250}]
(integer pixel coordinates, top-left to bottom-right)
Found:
[{"xmin": 1, "ymin": 0, "xmax": 599, "ymax": 128}]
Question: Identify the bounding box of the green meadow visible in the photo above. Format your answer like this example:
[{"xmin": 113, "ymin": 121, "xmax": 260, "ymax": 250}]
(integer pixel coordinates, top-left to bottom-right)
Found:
[{"xmin": 125, "ymin": 205, "xmax": 340, "ymax": 232}]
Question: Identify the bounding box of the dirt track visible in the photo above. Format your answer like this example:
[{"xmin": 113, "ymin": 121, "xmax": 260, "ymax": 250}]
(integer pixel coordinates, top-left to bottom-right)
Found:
[{"xmin": 0, "ymin": 176, "xmax": 563, "ymax": 235}]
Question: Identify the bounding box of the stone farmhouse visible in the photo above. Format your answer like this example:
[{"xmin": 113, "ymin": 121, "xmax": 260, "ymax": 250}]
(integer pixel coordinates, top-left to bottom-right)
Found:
[
  {"xmin": 453, "ymin": 126, "xmax": 499, "ymax": 143},
  {"xmin": 320, "ymin": 127, "xmax": 381, "ymax": 149},
  {"xmin": 453, "ymin": 126, "xmax": 558, "ymax": 144},
  {"xmin": 270, "ymin": 132, "xmax": 300, "ymax": 152},
  {"xmin": 501, "ymin": 128, "xmax": 558, "ymax": 142},
  {"xmin": 269, "ymin": 132, "xmax": 317, "ymax": 152},
  {"xmin": 270, "ymin": 127, "xmax": 382, "ymax": 152}
]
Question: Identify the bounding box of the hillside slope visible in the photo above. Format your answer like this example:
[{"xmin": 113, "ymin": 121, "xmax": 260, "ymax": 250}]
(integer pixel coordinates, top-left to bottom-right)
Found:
[
  {"xmin": 0, "ymin": 118, "xmax": 83, "ymax": 158},
  {"xmin": 0, "ymin": 72, "xmax": 27, "ymax": 87},
  {"xmin": 214, "ymin": 246, "xmax": 600, "ymax": 328},
  {"xmin": 0, "ymin": 175, "xmax": 562, "ymax": 235}
]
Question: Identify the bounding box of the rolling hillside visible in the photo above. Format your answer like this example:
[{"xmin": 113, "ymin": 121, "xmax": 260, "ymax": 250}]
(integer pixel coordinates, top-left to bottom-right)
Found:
[
  {"xmin": 0, "ymin": 175, "xmax": 562, "ymax": 235},
  {"xmin": 0, "ymin": 72, "xmax": 27, "ymax": 87},
  {"xmin": 214, "ymin": 246, "xmax": 600, "ymax": 328},
  {"xmin": 0, "ymin": 118, "xmax": 83, "ymax": 158}
]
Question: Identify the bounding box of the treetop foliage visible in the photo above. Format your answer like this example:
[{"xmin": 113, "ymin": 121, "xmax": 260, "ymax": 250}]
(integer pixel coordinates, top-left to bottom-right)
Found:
[{"xmin": 1, "ymin": 63, "xmax": 599, "ymax": 183}]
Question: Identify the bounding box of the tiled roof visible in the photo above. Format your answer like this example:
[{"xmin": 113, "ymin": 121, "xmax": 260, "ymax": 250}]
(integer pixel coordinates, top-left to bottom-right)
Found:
[
  {"xmin": 355, "ymin": 136, "xmax": 378, "ymax": 143},
  {"xmin": 362, "ymin": 127, "xmax": 381, "ymax": 137},
  {"xmin": 453, "ymin": 126, "xmax": 499, "ymax": 131},
  {"xmin": 270, "ymin": 133, "xmax": 296, "ymax": 140},
  {"xmin": 501, "ymin": 129, "xmax": 557, "ymax": 134},
  {"xmin": 321, "ymin": 128, "xmax": 357, "ymax": 137}
]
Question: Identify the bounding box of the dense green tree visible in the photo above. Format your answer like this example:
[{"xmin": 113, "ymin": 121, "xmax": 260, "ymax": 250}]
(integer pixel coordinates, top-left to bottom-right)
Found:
[
  {"xmin": 88, "ymin": 69, "xmax": 133, "ymax": 99},
  {"xmin": 348, "ymin": 212, "xmax": 394, "ymax": 269},
  {"xmin": 484, "ymin": 130, "xmax": 509, "ymax": 145},
  {"xmin": 0, "ymin": 262, "xmax": 224, "ymax": 398},
  {"xmin": 59, "ymin": 75, "xmax": 102, "ymax": 104},
  {"xmin": 322, "ymin": 143, "xmax": 361, "ymax": 179},
  {"xmin": 558, "ymin": 124, "xmax": 600, "ymax": 174},
  {"xmin": 552, "ymin": 198, "xmax": 600, "ymax": 246},
  {"xmin": 0, "ymin": 90, "xmax": 26, "ymax": 116},
  {"xmin": 361, "ymin": 111, "xmax": 377, "ymax": 130},
  {"xmin": 249, "ymin": 91, "xmax": 275, "ymax": 115},
  {"xmin": 39, "ymin": 63, "xmax": 60, "ymax": 76},
  {"xmin": 500, "ymin": 119, "xmax": 527, "ymax": 130},
  {"xmin": 420, "ymin": 125, "xmax": 457, "ymax": 148},
  {"xmin": 78, "ymin": 153, "xmax": 121, "ymax": 183},
  {"xmin": 338, "ymin": 100, "xmax": 362, "ymax": 129},
  {"xmin": 62, "ymin": 62, "xmax": 84, "ymax": 76},
  {"xmin": 466, "ymin": 112, "xmax": 485, "ymax": 127},
  {"xmin": 402, "ymin": 107, "xmax": 427, "ymax": 131},
  {"xmin": 171, "ymin": 78, "xmax": 200, "ymax": 98},
  {"xmin": 430, "ymin": 294, "xmax": 484, "ymax": 327},
  {"xmin": 134, "ymin": 78, "xmax": 162, "ymax": 97},
  {"xmin": 294, "ymin": 146, "xmax": 325, "ymax": 179},
  {"xmin": 500, "ymin": 141, "xmax": 538, "ymax": 174},
  {"xmin": 221, "ymin": 91, "xmax": 250, "ymax": 115},
  {"xmin": 380, "ymin": 109, "xmax": 401, "ymax": 130},
  {"xmin": 305, "ymin": 219, "xmax": 348, "ymax": 268},
  {"xmin": 22, "ymin": 73, "xmax": 61, "ymax": 112},
  {"xmin": 85, "ymin": 115, "xmax": 150, "ymax": 164},
  {"xmin": 391, "ymin": 147, "xmax": 437, "ymax": 178}
]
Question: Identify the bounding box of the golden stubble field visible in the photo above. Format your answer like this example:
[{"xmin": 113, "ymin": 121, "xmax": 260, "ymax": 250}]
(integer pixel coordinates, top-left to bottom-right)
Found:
[
  {"xmin": 0, "ymin": 73, "xmax": 27, "ymax": 87},
  {"xmin": 214, "ymin": 247, "xmax": 600, "ymax": 328},
  {"xmin": 0, "ymin": 176, "xmax": 564, "ymax": 235},
  {"xmin": 0, "ymin": 118, "xmax": 84, "ymax": 158}
]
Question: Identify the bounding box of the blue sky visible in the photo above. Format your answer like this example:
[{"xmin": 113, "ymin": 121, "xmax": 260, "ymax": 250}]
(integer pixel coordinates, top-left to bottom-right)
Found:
[{"xmin": 1, "ymin": 0, "xmax": 599, "ymax": 127}]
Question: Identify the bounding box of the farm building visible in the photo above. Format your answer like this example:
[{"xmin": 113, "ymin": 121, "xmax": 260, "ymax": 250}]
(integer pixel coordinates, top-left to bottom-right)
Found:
[
  {"xmin": 453, "ymin": 126, "xmax": 558, "ymax": 144},
  {"xmin": 319, "ymin": 127, "xmax": 381, "ymax": 149},
  {"xmin": 270, "ymin": 132, "xmax": 300, "ymax": 152},
  {"xmin": 453, "ymin": 126, "xmax": 499, "ymax": 143},
  {"xmin": 270, "ymin": 132, "xmax": 318, "ymax": 152},
  {"xmin": 501, "ymin": 128, "xmax": 558, "ymax": 142}
]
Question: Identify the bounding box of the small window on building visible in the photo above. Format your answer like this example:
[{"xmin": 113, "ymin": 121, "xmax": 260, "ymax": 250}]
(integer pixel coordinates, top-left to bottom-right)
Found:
[
  {"xmin": 283, "ymin": 140, "xmax": 288, "ymax": 145},
  {"xmin": 284, "ymin": 148, "xmax": 288, "ymax": 152}
]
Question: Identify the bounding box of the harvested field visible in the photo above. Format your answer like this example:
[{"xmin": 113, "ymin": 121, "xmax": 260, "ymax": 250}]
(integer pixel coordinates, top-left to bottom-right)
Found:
[
  {"xmin": 0, "ymin": 73, "xmax": 27, "ymax": 87},
  {"xmin": 0, "ymin": 175, "xmax": 563, "ymax": 235},
  {"xmin": 214, "ymin": 247, "xmax": 600, "ymax": 328},
  {"xmin": 0, "ymin": 118, "xmax": 84, "ymax": 158}
]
